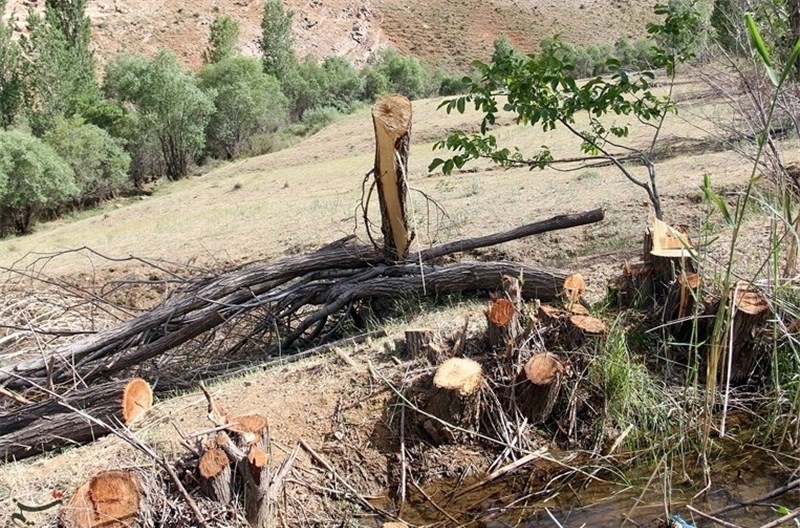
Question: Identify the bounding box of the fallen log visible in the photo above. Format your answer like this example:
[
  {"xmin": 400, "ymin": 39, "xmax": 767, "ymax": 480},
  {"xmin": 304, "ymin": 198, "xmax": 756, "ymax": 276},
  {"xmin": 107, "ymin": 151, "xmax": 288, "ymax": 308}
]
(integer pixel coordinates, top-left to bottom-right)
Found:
[
  {"xmin": 0, "ymin": 379, "xmax": 154, "ymax": 461},
  {"xmin": 0, "ymin": 210, "xmax": 602, "ymax": 394}
]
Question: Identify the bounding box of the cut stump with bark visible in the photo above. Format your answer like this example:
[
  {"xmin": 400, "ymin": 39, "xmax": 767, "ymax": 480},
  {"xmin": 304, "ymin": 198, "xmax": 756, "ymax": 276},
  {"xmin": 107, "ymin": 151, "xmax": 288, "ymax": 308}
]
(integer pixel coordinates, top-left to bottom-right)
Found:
[
  {"xmin": 421, "ymin": 358, "xmax": 484, "ymax": 444},
  {"xmin": 486, "ymin": 275, "xmax": 526, "ymax": 358},
  {"xmin": 724, "ymin": 282, "xmax": 769, "ymax": 384},
  {"xmin": 59, "ymin": 470, "xmax": 141, "ymax": 528},
  {"xmin": 405, "ymin": 328, "xmax": 447, "ymax": 363},
  {"xmin": 372, "ymin": 94, "xmax": 412, "ymax": 262},
  {"xmin": 199, "ymin": 446, "xmax": 233, "ymax": 505},
  {"xmin": 514, "ymin": 353, "xmax": 564, "ymax": 424}
]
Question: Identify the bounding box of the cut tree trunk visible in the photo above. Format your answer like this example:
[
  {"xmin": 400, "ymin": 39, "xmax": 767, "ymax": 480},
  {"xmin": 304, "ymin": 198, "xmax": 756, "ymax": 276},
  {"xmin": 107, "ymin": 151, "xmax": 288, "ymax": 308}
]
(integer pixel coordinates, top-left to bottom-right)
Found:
[
  {"xmin": 721, "ymin": 283, "xmax": 769, "ymax": 384},
  {"xmin": 645, "ymin": 218, "xmax": 696, "ymax": 303},
  {"xmin": 405, "ymin": 328, "xmax": 447, "ymax": 363},
  {"xmin": 1, "ymin": 379, "xmax": 154, "ymax": 461},
  {"xmin": 420, "ymin": 358, "xmax": 483, "ymax": 444},
  {"xmin": 59, "ymin": 470, "xmax": 142, "ymax": 528},
  {"xmin": 514, "ymin": 353, "xmax": 564, "ymax": 424},
  {"xmin": 486, "ymin": 275, "xmax": 526, "ymax": 357},
  {"xmin": 198, "ymin": 446, "xmax": 233, "ymax": 505},
  {"xmin": 372, "ymin": 94, "xmax": 412, "ymax": 262}
]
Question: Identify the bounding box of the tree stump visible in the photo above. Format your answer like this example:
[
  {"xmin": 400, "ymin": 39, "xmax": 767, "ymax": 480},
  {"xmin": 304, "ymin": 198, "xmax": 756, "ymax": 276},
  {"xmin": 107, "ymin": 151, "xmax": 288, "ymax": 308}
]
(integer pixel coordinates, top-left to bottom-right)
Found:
[
  {"xmin": 514, "ymin": 353, "xmax": 564, "ymax": 424},
  {"xmin": 405, "ymin": 328, "xmax": 448, "ymax": 363},
  {"xmin": 726, "ymin": 283, "xmax": 769, "ymax": 384},
  {"xmin": 486, "ymin": 275, "xmax": 526, "ymax": 357},
  {"xmin": 198, "ymin": 446, "xmax": 233, "ymax": 505},
  {"xmin": 59, "ymin": 470, "xmax": 141, "ymax": 528},
  {"xmin": 645, "ymin": 218, "xmax": 696, "ymax": 303},
  {"xmin": 372, "ymin": 94, "xmax": 412, "ymax": 262},
  {"xmin": 421, "ymin": 358, "xmax": 484, "ymax": 444},
  {"xmin": 662, "ymin": 270, "xmax": 702, "ymax": 337}
]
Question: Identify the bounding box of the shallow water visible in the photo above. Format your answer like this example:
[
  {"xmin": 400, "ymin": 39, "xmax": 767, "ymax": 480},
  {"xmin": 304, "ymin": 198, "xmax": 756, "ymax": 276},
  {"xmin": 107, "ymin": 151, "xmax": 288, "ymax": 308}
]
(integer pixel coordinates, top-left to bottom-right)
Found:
[{"xmin": 381, "ymin": 448, "xmax": 799, "ymax": 527}]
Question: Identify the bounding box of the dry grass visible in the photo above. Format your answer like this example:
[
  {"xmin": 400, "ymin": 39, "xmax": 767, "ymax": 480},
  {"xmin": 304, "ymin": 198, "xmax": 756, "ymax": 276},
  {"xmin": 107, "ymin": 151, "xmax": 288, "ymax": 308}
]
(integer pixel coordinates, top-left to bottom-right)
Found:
[{"xmin": 2, "ymin": 75, "xmax": 799, "ymax": 526}]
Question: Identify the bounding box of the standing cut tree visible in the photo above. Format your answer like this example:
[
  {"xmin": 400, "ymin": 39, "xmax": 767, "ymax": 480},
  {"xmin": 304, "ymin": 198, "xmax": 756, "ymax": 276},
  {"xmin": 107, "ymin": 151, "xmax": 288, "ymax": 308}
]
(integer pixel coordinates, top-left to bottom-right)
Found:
[{"xmin": 429, "ymin": 2, "xmax": 704, "ymax": 221}]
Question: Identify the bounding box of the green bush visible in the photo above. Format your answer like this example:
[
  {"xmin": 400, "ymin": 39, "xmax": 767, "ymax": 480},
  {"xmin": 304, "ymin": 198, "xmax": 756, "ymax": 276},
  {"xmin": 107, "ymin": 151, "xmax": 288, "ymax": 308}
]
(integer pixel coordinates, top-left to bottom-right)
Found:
[
  {"xmin": 320, "ymin": 56, "xmax": 362, "ymax": 111},
  {"xmin": 104, "ymin": 51, "xmax": 215, "ymax": 181},
  {"xmin": 199, "ymin": 56, "xmax": 288, "ymax": 159},
  {"xmin": 0, "ymin": 129, "xmax": 77, "ymax": 235},
  {"xmin": 369, "ymin": 49, "xmax": 430, "ymax": 100},
  {"xmin": 44, "ymin": 115, "xmax": 130, "ymax": 206},
  {"xmin": 358, "ymin": 65, "xmax": 390, "ymax": 102}
]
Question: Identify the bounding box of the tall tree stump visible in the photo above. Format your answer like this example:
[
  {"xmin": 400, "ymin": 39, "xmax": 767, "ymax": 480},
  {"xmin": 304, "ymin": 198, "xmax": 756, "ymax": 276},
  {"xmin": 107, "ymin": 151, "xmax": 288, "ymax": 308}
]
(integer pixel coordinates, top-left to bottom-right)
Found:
[
  {"xmin": 723, "ymin": 283, "xmax": 769, "ymax": 384},
  {"xmin": 372, "ymin": 95, "xmax": 412, "ymax": 262},
  {"xmin": 421, "ymin": 358, "xmax": 484, "ymax": 444},
  {"xmin": 486, "ymin": 275, "xmax": 526, "ymax": 358},
  {"xmin": 198, "ymin": 445, "xmax": 233, "ymax": 505},
  {"xmin": 514, "ymin": 353, "xmax": 564, "ymax": 424}
]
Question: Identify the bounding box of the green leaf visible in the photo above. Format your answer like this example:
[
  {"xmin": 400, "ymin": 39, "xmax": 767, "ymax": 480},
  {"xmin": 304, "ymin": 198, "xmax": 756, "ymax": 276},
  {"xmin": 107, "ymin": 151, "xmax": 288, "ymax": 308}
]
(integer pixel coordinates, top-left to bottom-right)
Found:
[
  {"xmin": 457, "ymin": 97, "xmax": 466, "ymax": 114},
  {"xmin": 428, "ymin": 158, "xmax": 445, "ymax": 172},
  {"xmin": 702, "ymin": 173, "xmax": 734, "ymax": 227},
  {"xmin": 746, "ymin": 14, "xmax": 773, "ymax": 69},
  {"xmin": 443, "ymin": 159, "xmax": 454, "ymax": 175}
]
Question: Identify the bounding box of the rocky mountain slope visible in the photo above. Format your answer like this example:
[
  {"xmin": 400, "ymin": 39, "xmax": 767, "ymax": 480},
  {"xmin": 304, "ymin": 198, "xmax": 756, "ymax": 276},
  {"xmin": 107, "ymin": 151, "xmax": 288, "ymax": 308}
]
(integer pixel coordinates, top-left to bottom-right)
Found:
[{"xmin": 6, "ymin": 0, "xmax": 655, "ymax": 70}]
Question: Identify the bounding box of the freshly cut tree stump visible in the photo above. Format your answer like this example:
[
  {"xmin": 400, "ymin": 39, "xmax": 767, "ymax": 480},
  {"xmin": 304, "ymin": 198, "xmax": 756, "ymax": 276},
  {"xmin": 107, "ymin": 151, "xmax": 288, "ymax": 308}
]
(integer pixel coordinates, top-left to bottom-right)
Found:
[
  {"xmin": 199, "ymin": 446, "xmax": 233, "ymax": 505},
  {"xmin": 59, "ymin": 470, "xmax": 141, "ymax": 528},
  {"xmin": 122, "ymin": 378, "xmax": 153, "ymax": 426},
  {"xmin": 514, "ymin": 353, "xmax": 564, "ymax": 424},
  {"xmin": 646, "ymin": 218, "xmax": 696, "ymax": 302},
  {"xmin": 422, "ymin": 358, "xmax": 484, "ymax": 444},
  {"xmin": 486, "ymin": 275, "xmax": 527, "ymax": 357},
  {"xmin": 725, "ymin": 282, "xmax": 769, "ymax": 384}
]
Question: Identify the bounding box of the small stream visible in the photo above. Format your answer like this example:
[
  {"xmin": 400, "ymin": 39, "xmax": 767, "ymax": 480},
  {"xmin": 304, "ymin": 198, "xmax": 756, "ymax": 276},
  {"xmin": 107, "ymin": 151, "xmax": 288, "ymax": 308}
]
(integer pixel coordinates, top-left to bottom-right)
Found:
[{"xmin": 379, "ymin": 449, "xmax": 799, "ymax": 527}]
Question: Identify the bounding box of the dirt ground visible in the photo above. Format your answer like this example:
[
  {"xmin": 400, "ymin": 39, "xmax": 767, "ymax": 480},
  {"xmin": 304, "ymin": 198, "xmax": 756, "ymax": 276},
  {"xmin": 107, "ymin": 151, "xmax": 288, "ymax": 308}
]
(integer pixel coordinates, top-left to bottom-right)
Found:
[{"xmin": 2, "ymin": 76, "xmax": 800, "ymax": 526}]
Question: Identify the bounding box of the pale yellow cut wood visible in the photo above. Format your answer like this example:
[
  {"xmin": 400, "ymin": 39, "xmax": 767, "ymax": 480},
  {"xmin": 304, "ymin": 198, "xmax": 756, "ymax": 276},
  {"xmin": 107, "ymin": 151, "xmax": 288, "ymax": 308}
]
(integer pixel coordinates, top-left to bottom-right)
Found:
[{"xmin": 433, "ymin": 357, "xmax": 483, "ymax": 396}]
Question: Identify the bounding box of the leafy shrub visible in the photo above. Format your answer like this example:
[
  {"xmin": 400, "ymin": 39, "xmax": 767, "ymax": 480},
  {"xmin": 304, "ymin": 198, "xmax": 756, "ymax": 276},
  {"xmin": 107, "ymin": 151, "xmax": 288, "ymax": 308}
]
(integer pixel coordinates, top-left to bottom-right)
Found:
[
  {"xmin": 199, "ymin": 56, "xmax": 288, "ymax": 159},
  {"xmin": 320, "ymin": 56, "xmax": 362, "ymax": 111},
  {"xmin": 44, "ymin": 115, "xmax": 130, "ymax": 206},
  {"xmin": 368, "ymin": 49, "xmax": 431, "ymax": 100},
  {"xmin": 0, "ymin": 129, "xmax": 77, "ymax": 235},
  {"xmin": 358, "ymin": 65, "xmax": 390, "ymax": 102},
  {"xmin": 104, "ymin": 51, "xmax": 215, "ymax": 180}
]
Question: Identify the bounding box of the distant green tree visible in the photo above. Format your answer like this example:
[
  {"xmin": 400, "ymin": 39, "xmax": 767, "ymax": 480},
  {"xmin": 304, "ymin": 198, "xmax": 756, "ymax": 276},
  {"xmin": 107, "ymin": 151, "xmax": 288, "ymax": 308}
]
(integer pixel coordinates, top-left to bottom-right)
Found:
[
  {"xmin": 199, "ymin": 56, "xmax": 288, "ymax": 159},
  {"xmin": 203, "ymin": 15, "xmax": 240, "ymax": 64},
  {"xmin": 104, "ymin": 51, "xmax": 215, "ymax": 180},
  {"xmin": 282, "ymin": 57, "xmax": 326, "ymax": 118},
  {"xmin": 358, "ymin": 64, "xmax": 390, "ymax": 102},
  {"xmin": 0, "ymin": 129, "xmax": 77, "ymax": 235},
  {"xmin": 320, "ymin": 56, "xmax": 361, "ymax": 111},
  {"xmin": 371, "ymin": 49, "xmax": 430, "ymax": 100},
  {"xmin": 491, "ymin": 34, "xmax": 522, "ymax": 64},
  {"xmin": 0, "ymin": 0, "xmax": 22, "ymax": 128},
  {"xmin": 260, "ymin": 0, "xmax": 296, "ymax": 82},
  {"xmin": 44, "ymin": 116, "xmax": 130, "ymax": 206},
  {"xmin": 20, "ymin": 0, "xmax": 99, "ymax": 135}
]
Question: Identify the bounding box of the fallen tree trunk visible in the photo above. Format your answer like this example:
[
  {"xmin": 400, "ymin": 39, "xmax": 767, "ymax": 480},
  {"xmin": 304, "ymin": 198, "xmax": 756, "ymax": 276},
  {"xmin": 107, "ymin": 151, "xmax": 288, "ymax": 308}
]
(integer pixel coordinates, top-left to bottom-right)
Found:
[{"xmin": 0, "ymin": 379, "xmax": 154, "ymax": 461}]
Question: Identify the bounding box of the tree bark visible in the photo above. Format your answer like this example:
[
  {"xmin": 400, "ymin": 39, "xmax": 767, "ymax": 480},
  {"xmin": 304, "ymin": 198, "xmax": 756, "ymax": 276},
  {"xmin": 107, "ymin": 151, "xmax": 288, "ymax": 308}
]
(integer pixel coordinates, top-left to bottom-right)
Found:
[
  {"xmin": 405, "ymin": 328, "xmax": 443, "ymax": 363},
  {"xmin": 0, "ymin": 380, "xmax": 156, "ymax": 462},
  {"xmin": 372, "ymin": 95, "xmax": 412, "ymax": 262},
  {"xmin": 419, "ymin": 358, "xmax": 483, "ymax": 444},
  {"xmin": 514, "ymin": 353, "xmax": 564, "ymax": 424}
]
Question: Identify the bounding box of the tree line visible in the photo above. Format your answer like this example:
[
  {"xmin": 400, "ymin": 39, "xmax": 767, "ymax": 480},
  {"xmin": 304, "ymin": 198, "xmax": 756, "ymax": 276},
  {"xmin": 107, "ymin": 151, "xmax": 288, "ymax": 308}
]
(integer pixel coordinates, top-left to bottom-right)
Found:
[{"xmin": 0, "ymin": 0, "xmax": 728, "ymax": 237}]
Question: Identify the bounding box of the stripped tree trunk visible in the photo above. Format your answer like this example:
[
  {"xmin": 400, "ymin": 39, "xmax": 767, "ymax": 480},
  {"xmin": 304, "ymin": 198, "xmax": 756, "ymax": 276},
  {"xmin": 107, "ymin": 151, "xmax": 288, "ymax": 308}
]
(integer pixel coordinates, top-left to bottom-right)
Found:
[{"xmin": 372, "ymin": 95, "xmax": 412, "ymax": 262}]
